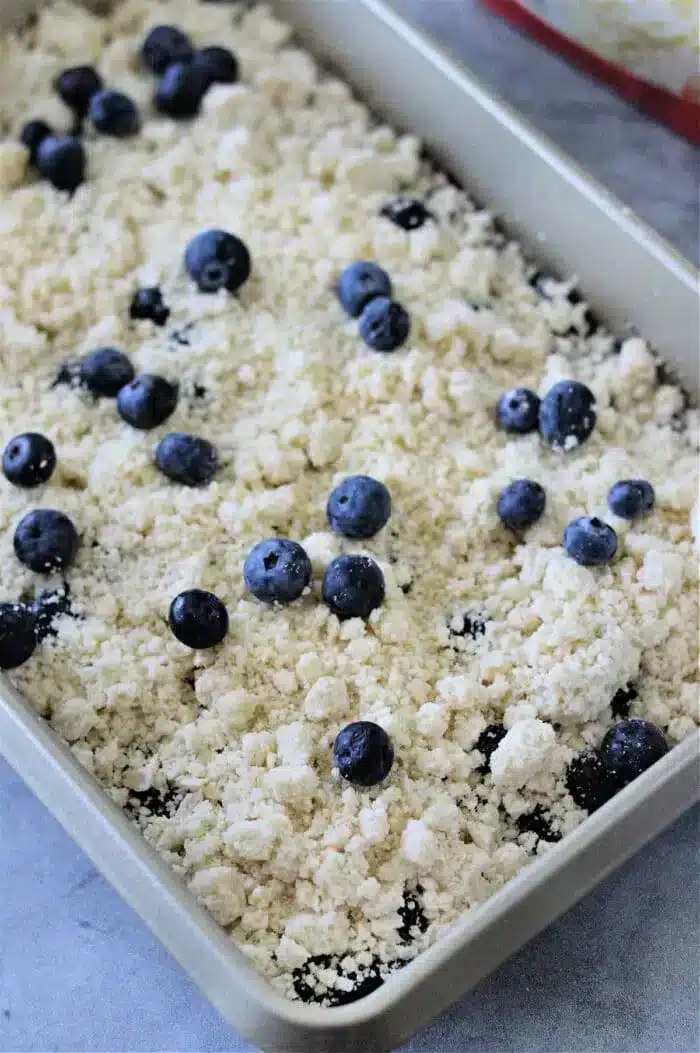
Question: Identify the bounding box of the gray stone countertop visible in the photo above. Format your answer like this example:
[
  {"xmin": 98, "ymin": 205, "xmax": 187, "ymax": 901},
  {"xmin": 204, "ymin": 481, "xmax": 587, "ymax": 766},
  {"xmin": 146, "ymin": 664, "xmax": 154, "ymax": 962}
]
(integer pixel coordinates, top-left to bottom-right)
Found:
[{"xmin": 1, "ymin": 2, "xmax": 698, "ymax": 1052}]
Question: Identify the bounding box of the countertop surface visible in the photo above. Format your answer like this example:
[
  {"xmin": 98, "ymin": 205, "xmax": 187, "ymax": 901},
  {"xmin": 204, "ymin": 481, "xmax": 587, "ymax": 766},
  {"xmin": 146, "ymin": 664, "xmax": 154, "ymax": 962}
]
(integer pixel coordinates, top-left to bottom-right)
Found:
[{"xmin": 1, "ymin": 2, "xmax": 698, "ymax": 1052}]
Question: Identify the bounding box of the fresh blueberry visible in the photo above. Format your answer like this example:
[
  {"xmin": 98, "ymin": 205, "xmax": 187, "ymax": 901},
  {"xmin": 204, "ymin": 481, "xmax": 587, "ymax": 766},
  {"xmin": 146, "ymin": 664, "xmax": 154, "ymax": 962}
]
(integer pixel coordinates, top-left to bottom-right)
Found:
[
  {"xmin": 116, "ymin": 374, "xmax": 178, "ymax": 430},
  {"xmin": 20, "ymin": 119, "xmax": 52, "ymax": 164},
  {"xmin": 155, "ymin": 62, "xmax": 208, "ymax": 119},
  {"xmin": 184, "ymin": 229, "xmax": 252, "ymax": 294},
  {"xmin": 359, "ymin": 297, "xmax": 411, "ymax": 352},
  {"xmin": 80, "ymin": 348, "xmax": 135, "ymax": 397},
  {"xmin": 336, "ymin": 262, "xmax": 392, "ymax": 318},
  {"xmin": 322, "ymin": 554, "xmax": 385, "ymax": 621},
  {"xmin": 564, "ymin": 516, "xmax": 618, "ymax": 566},
  {"xmin": 54, "ymin": 65, "xmax": 103, "ymax": 116},
  {"xmin": 0, "ymin": 603, "xmax": 37, "ymax": 670},
  {"xmin": 129, "ymin": 287, "xmax": 170, "ymax": 326},
  {"xmin": 327, "ymin": 476, "xmax": 391, "ymax": 539},
  {"xmin": 608, "ymin": 480, "xmax": 655, "ymax": 520},
  {"xmin": 539, "ymin": 380, "xmax": 597, "ymax": 450},
  {"xmin": 155, "ymin": 433, "xmax": 218, "ymax": 486},
  {"xmin": 36, "ymin": 135, "xmax": 86, "ymax": 193},
  {"xmin": 333, "ymin": 721, "xmax": 394, "ymax": 787},
  {"xmin": 89, "ymin": 90, "xmax": 140, "ymax": 137},
  {"xmin": 566, "ymin": 750, "xmax": 621, "ymax": 813},
  {"xmin": 193, "ymin": 45, "xmax": 239, "ymax": 87},
  {"xmin": 380, "ymin": 196, "xmax": 433, "ymax": 231},
  {"xmin": 475, "ymin": 723, "xmax": 507, "ymax": 774},
  {"xmin": 3, "ymin": 433, "xmax": 56, "ymax": 488},
  {"xmin": 243, "ymin": 538, "xmax": 312, "ymax": 604},
  {"xmin": 599, "ymin": 719, "xmax": 668, "ymax": 786},
  {"xmin": 14, "ymin": 509, "xmax": 80, "ymax": 573},
  {"xmin": 497, "ymin": 479, "xmax": 546, "ymax": 532},
  {"xmin": 168, "ymin": 589, "xmax": 229, "ymax": 649},
  {"xmin": 141, "ymin": 25, "xmax": 195, "ymax": 75},
  {"xmin": 30, "ymin": 585, "xmax": 75, "ymax": 643},
  {"xmin": 497, "ymin": 387, "xmax": 540, "ymax": 434}
]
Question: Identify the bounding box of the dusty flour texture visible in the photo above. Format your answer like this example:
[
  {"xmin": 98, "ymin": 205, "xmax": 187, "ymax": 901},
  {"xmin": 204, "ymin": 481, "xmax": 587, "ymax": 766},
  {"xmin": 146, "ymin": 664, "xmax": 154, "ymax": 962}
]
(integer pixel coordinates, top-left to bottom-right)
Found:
[{"xmin": 1, "ymin": 0, "xmax": 698, "ymax": 1003}]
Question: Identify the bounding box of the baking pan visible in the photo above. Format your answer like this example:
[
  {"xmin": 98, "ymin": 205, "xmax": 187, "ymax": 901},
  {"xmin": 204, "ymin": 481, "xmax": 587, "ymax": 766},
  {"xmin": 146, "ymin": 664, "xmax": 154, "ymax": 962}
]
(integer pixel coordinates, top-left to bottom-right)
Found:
[{"xmin": 0, "ymin": 2, "xmax": 698, "ymax": 1051}]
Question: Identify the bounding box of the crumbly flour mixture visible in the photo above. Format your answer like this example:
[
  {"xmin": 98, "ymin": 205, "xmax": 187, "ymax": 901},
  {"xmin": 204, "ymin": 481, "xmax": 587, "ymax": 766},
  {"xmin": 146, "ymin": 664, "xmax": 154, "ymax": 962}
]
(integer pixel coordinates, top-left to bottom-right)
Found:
[{"xmin": 1, "ymin": 0, "xmax": 698, "ymax": 1005}]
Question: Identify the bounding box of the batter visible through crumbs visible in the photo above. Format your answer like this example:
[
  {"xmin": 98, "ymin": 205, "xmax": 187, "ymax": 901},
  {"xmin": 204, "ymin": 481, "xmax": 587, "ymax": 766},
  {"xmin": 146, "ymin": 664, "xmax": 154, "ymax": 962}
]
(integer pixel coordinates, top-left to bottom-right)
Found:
[{"xmin": 1, "ymin": 0, "xmax": 698, "ymax": 1005}]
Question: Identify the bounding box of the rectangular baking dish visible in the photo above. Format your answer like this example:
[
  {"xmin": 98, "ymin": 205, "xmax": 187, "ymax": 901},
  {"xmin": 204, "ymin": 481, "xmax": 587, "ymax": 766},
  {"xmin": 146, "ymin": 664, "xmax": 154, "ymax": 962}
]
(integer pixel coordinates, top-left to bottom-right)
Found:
[{"xmin": 0, "ymin": 2, "xmax": 698, "ymax": 1051}]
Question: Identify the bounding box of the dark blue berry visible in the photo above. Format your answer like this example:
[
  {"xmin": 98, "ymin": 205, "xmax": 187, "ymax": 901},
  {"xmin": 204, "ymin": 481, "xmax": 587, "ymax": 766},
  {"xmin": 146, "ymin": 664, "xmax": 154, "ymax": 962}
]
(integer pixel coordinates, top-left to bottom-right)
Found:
[
  {"xmin": 599, "ymin": 719, "xmax": 668, "ymax": 786},
  {"xmin": 333, "ymin": 721, "xmax": 394, "ymax": 787},
  {"xmin": 336, "ymin": 262, "xmax": 392, "ymax": 318},
  {"xmin": 30, "ymin": 585, "xmax": 75, "ymax": 643},
  {"xmin": 36, "ymin": 135, "xmax": 85, "ymax": 193},
  {"xmin": 539, "ymin": 380, "xmax": 597, "ymax": 450},
  {"xmin": 475, "ymin": 723, "xmax": 507, "ymax": 774},
  {"xmin": 322, "ymin": 554, "xmax": 385, "ymax": 621},
  {"xmin": 3, "ymin": 433, "xmax": 56, "ymax": 488},
  {"xmin": 116, "ymin": 374, "xmax": 178, "ymax": 430},
  {"xmin": 184, "ymin": 229, "xmax": 252, "ymax": 294},
  {"xmin": 54, "ymin": 65, "xmax": 103, "ymax": 116},
  {"xmin": 89, "ymin": 90, "xmax": 140, "ymax": 137},
  {"xmin": 14, "ymin": 509, "xmax": 80, "ymax": 573},
  {"xmin": 566, "ymin": 750, "xmax": 621, "ymax": 813},
  {"xmin": 0, "ymin": 603, "xmax": 37, "ymax": 670},
  {"xmin": 155, "ymin": 62, "xmax": 208, "ymax": 118},
  {"xmin": 80, "ymin": 347, "xmax": 134, "ymax": 397},
  {"xmin": 20, "ymin": 119, "xmax": 52, "ymax": 164},
  {"xmin": 327, "ymin": 475, "xmax": 391, "ymax": 539},
  {"xmin": 611, "ymin": 683, "xmax": 638, "ymax": 719},
  {"xmin": 564, "ymin": 516, "xmax": 618, "ymax": 566},
  {"xmin": 155, "ymin": 433, "xmax": 218, "ymax": 486},
  {"xmin": 244, "ymin": 539, "xmax": 312, "ymax": 604},
  {"xmin": 168, "ymin": 589, "xmax": 228, "ymax": 649},
  {"xmin": 608, "ymin": 480, "xmax": 655, "ymax": 520},
  {"xmin": 193, "ymin": 46, "xmax": 239, "ymax": 87},
  {"xmin": 142, "ymin": 25, "xmax": 194, "ymax": 75},
  {"xmin": 129, "ymin": 287, "xmax": 170, "ymax": 326},
  {"xmin": 497, "ymin": 387, "xmax": 540, "ymax": 434},
  {"xmin": 380, "ymin": 196, "xmax": 433, "ymax": 231},
  {"xmin": 498, "ymin": 479, "xmax": 546, "ymax": 532},
  {"xmin": 359, "ymin": 297, "xmax": 411, "ymax": 352}
]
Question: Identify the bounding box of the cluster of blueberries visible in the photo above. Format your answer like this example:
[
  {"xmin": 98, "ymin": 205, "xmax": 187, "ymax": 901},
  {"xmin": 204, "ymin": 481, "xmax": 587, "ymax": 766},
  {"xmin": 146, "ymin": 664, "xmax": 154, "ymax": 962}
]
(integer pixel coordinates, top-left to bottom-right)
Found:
[
  {"xmin": 337, "ymin": 261, "xmax": 412, "ymax": 353},
  {"xmin": 19, "ymin": 24, "xmax": 239, "ymax": 193}
]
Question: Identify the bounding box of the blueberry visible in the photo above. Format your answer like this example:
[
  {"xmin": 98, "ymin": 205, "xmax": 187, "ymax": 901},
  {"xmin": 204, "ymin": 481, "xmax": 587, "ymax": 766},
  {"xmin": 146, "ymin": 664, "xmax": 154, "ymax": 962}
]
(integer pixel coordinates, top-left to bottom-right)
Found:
[
  {"xmin": 336, "ymin": 262, "xmax": 392, "ymax": 318},
  {"xmin": 380, "ymin": 196, "xmax": 433, "ymax": 231},
  {"xmin": 498, "ymin": 479, "xmax": 545, "ymax": 532},
  {"xmin": 36, "ymin": 135, "xmax": 86, "ymax": 193},
  {"xmin": 155, "ymin": 433, "xmax": 218, "ymax": 486},
  {"xmin": 497, "ymin": 387, "xmax": 540, "ymax": 434},
  {"xmin": 322, "ymin": 554, "xmax": 385, "ymax": 621},
  {"xmin": 184, "ymin": 229, "xmax": 252, "ymax": 294},
  {"xmin": 116, "ymin": 374, "xmax": 178, "ymax": 430},
  {"xmin": 20, "ymin": 119, "xmax": 52, "ymax": 164},
  {"xmin": 608, "ymin": 480, "xmax": 655, "ymax": 520},
  {"xmin": 30, "ymin": 585, "xmax": 75, "ymax": 643},
  {"xmin": 539, "ymin": 380, "xmax": 597, "ymax": 450},
  {"xmin": 155, "ymin": 62, "xmax": 208, "ymax": 119},
  {"xmin": 80, "ymin": 348, "xmax": 134, "ymax": 397},
  {"xmin": 0, "ymin": 603, "xmax": 37, "ymax": 670},
  {"xmin": 333, "ymin": 721, "xmax": 394, "ymax": 787},
  {"xmin": 359, "ymin": 297, "xmax": 411, "ymax": 352},
  {"xmin": 566, "ymin": 750, "xmax": 621, "ymax": 813},
  {"xmin": 611, "ymin": 682, "xmax": 638, "ymax": 719},
  {"xmin": 475, "ymin": 723, "xmax": 507, "ymax": 774},
  {"xmin": 89, "ymin": 90, "xmax": 140, "ymax": 137},
  {"xmin": 3, "ymin": 433, "xmax": 56, "ymax": 488},
  {"xmin": 599, "ymin": 719, "xmax": 668, "ymax": 786},
  {"xmin": 327, "ymin": 475, "xmax": 391, "ymax": 539},
  {"xmin": 129, "ymin": 287, "xmax": 170, "ymax": 326},
  {"xmin": 54, "ymin": 65, "xmax": 103, "ymax": 116},
  {"xmin": 243, "ymin": 539, "xmax": 312, "ymax": 604},
  {"xmin": 564, "ymin": 516, "xmax": 618, "ymax": 566},
  {"xmin": 141, "ymin": 25, "xmax": 195, "ymax": 75},
  {"xmin": 168, "ymin": 589, "xmax": 229, "ymax": 649},
  {"xmin": 193, "ymin": 46, "xmax": 239, "ymax": 87},
  {"xmin": 14, "ymin": 509, "xmax": 80, "ymax": 573}
]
